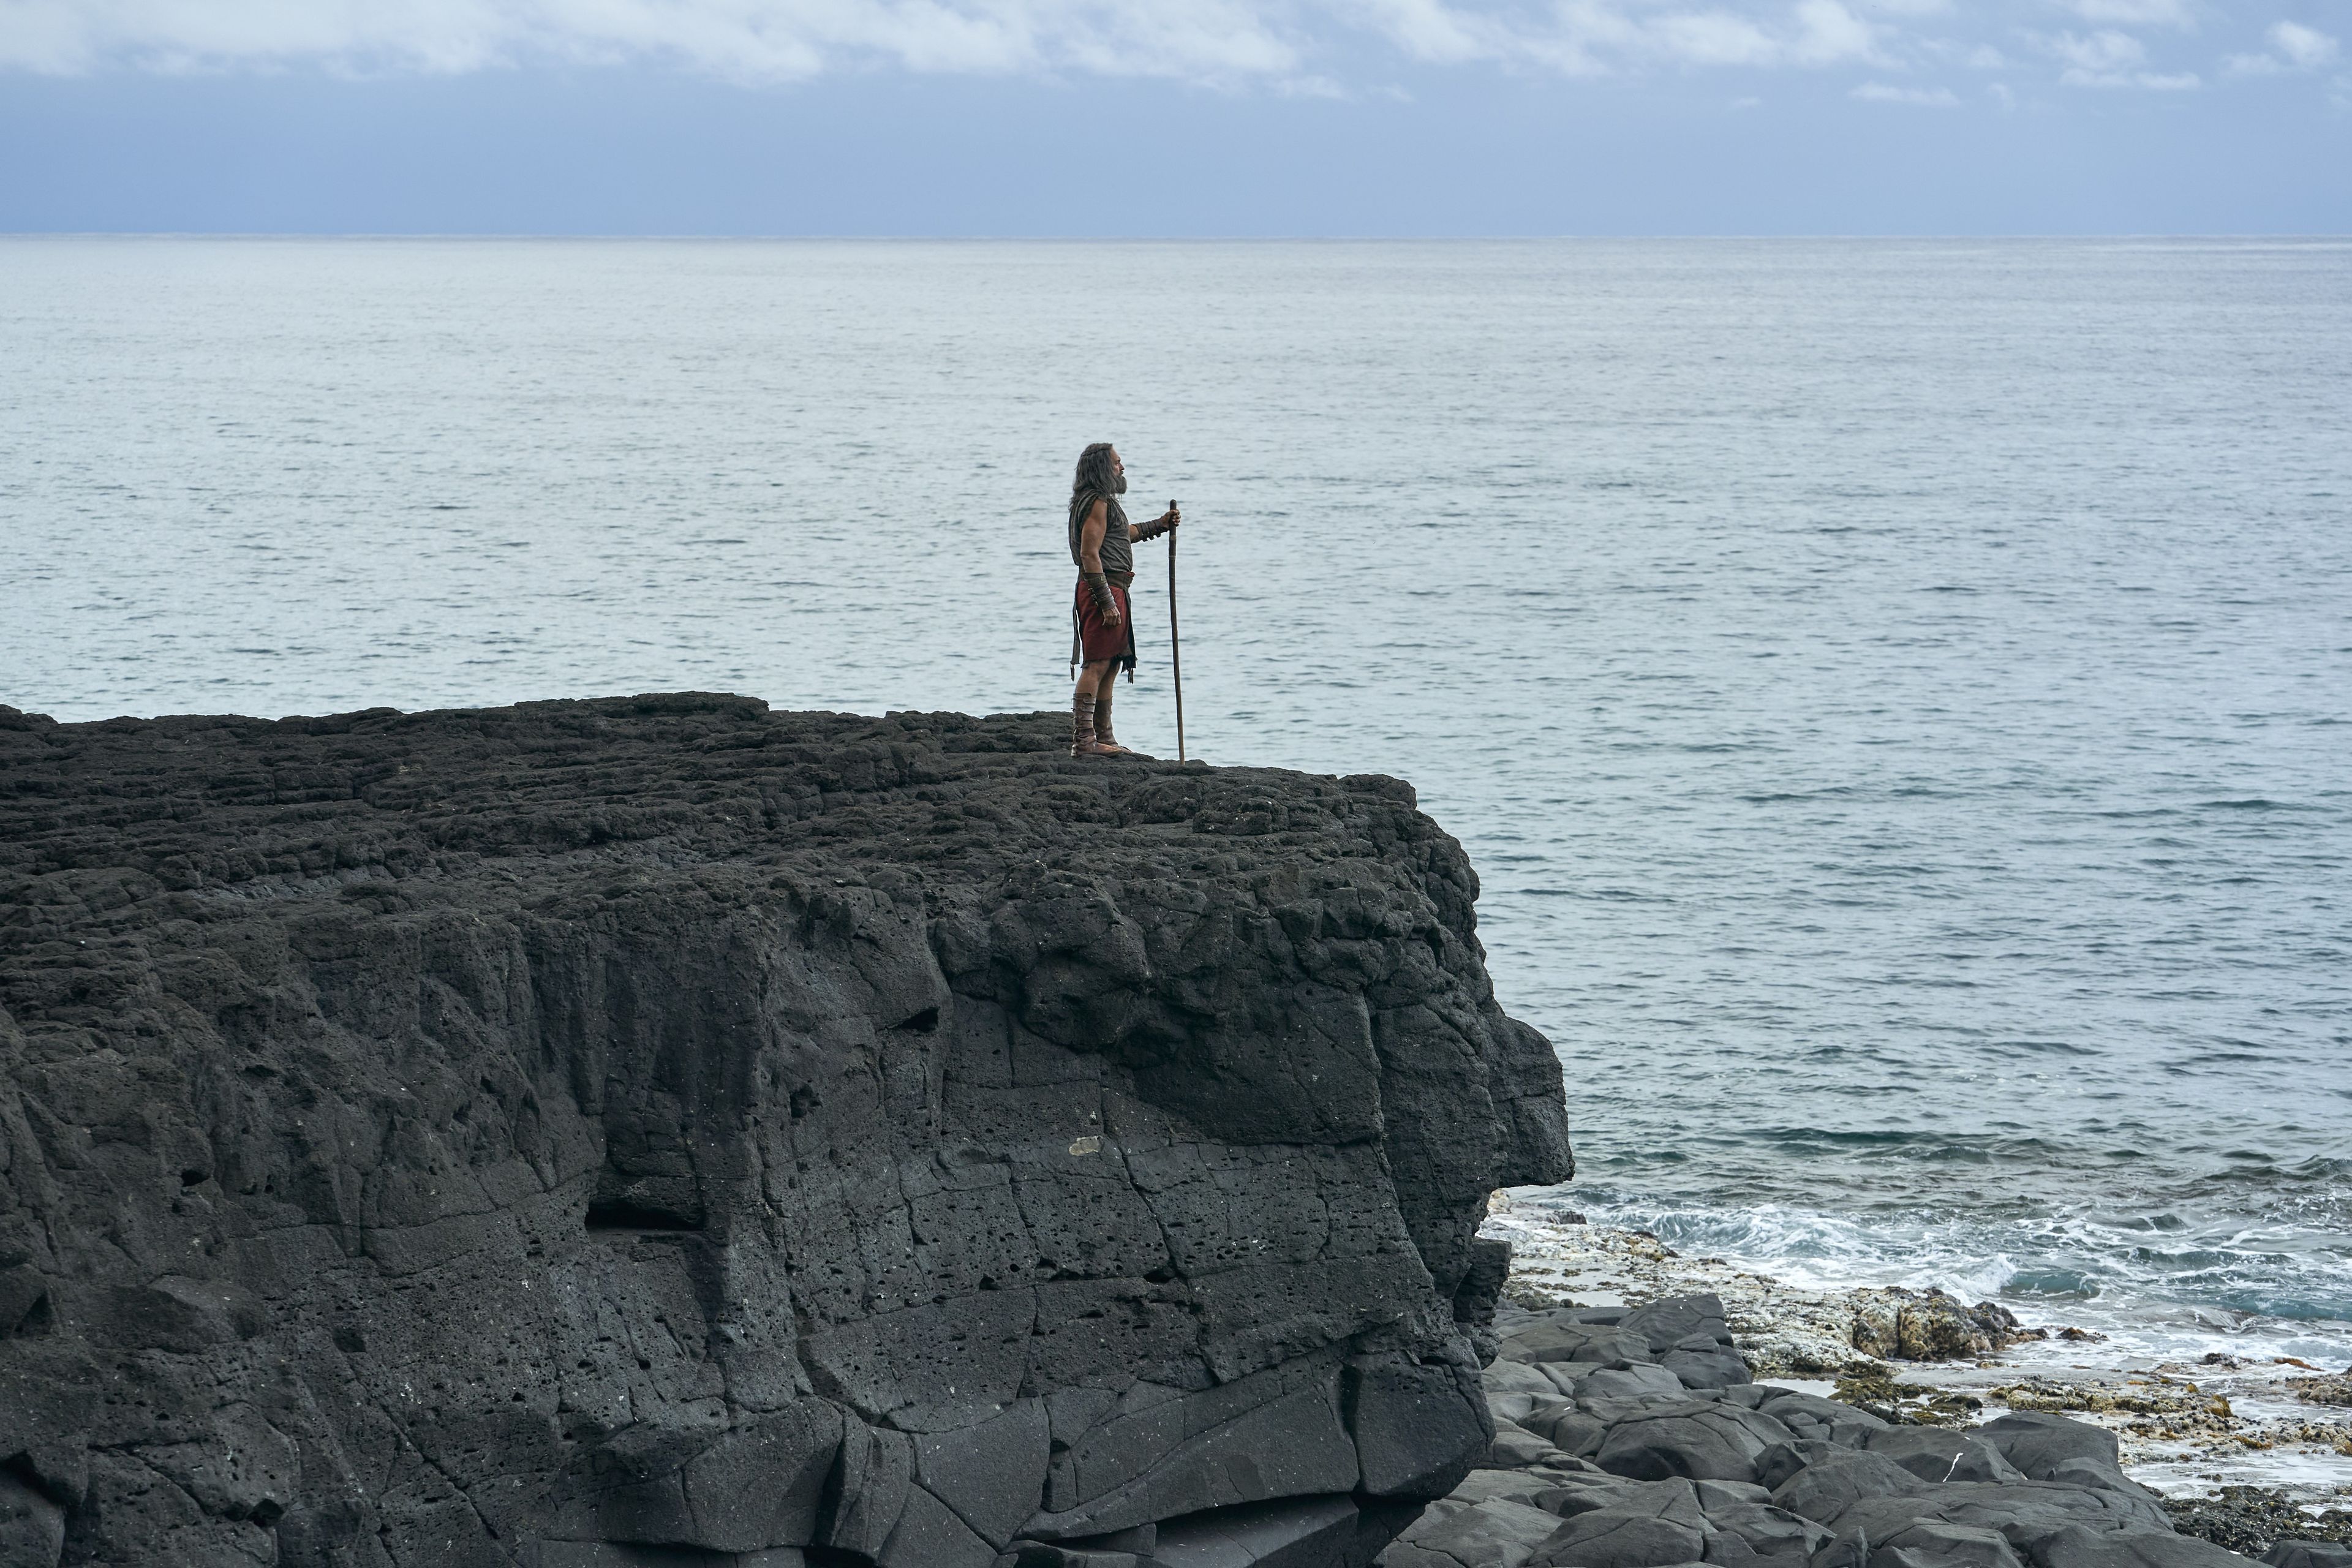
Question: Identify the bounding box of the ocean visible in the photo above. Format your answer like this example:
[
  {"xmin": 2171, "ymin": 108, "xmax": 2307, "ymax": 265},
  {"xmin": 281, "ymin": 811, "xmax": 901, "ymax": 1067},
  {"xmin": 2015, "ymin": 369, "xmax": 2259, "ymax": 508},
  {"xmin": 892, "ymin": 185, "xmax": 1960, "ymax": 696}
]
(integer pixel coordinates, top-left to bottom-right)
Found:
[{"xmin": 4, "ymin": 235, "xmax": 2348, "ymax": 1367}]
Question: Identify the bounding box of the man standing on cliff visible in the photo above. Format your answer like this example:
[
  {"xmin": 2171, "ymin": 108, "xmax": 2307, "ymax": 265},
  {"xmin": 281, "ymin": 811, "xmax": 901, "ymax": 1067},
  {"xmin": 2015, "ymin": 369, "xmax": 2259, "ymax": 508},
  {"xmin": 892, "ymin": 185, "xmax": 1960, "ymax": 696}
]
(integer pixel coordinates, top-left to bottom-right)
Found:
[{"xmin": 1068, "ymin": 443, "xmax": 1179, "ymax": 758}]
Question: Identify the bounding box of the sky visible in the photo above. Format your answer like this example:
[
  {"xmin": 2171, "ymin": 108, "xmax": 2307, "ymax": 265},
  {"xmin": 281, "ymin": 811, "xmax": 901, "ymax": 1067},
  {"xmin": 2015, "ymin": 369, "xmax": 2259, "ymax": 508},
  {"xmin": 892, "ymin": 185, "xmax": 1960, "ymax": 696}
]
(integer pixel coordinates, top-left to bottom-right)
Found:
[{"xmin": 2, "ymin": 0, "xmax": 2348, "ymax": 233}]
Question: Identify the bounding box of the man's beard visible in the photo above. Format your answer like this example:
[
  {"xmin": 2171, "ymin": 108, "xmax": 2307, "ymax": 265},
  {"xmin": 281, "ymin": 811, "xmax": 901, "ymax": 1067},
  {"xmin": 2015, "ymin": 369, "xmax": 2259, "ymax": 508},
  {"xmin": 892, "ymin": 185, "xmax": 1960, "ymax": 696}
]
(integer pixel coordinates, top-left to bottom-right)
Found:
[{"xmin": 1114, "ymin": 474, "xmax": 1128, "ymax": 494}]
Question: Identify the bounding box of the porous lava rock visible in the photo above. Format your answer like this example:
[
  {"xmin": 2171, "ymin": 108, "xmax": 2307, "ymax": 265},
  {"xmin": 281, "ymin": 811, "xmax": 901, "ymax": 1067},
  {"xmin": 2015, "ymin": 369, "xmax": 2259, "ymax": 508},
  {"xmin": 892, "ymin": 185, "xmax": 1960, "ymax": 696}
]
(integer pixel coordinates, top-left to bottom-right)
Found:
[{"xmin": 0, "ymin": 695, "xmax": 1574, "ymax": 1567}]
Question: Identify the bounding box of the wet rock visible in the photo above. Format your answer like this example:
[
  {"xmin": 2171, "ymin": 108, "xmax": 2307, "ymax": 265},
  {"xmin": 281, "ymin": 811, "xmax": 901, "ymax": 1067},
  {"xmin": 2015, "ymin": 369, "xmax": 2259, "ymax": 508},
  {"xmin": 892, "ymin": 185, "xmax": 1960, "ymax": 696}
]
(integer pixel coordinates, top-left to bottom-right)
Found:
[
  {"xmin": 1147, "ymin": 1493, "xmax": 1400, "ymax": 1568},
  {"xmin": 0, "ymin": 1476, "xmax": 66, "ymax": 1568},
  {"xmin": 1757, "ymin": 1443, "xmax": 1843, "ymax": 1494},
  {"xmin": 2166, "ymin": 1489, "xmax": 2352, "ymax": 1559},
  {"xmin": 1492, "ymin": 1420, "xmax": 1585, "ymax": 1472},
  {"xmin": 1665, "ymin": 1340, "xmax": 1757, "ymax": 1393},
  {"xmin": 1388, "ymin": 1497, "xmax": 1585, "ymax": 1568},
  {"xmin": 0, "ymin": 698, "xmax": 1574, "ymax": 1567},
  {"xmin": 1974, "ymin": 1416, "xmax": 2122, "ymax": 1483},
  {"xmin": 1770, "ymin": 1450, "xmax": 1935, "ymax": 1524},
  {"xmin": 1624, "ymin": 1298, "xmax": 1737, "ymax": 1359},
  {"xmin": 1757, "ymin": 1393, "xmax": 1890, "ymax": 1450},
  {"xmin": 1527, "ymin": 1478, "xmax": 1713, "ymax": 1568},
  {"xmin": 1392, "ymin": 1294, "xmax": 2285, "ymax": 1568},
  {"xmin": 1534, "ymin": 1475, "xmax": 1649, "ymax": 1520},
  {"xmin": 1586, "ymin": 1366, "xmax": 1695, "ymax": 1403},
  {"xmin": 1596, "ymin": 1404, "xmax": 1800, "ymax": 1486},
  {"xmin": 1861, "ymin": 1430, "xmax": 2025, "ymax": 1487},
  {"xmin": 1847, "ymin": 1292, "xmax": 2032, "ymax": 1363},
  {"xmin": 1450, "ymin": 1469, "xmax": 1613, "ymax": 1513},
  {"xmin": 2264, "ymin": 1546, "xmax": 2352, "ymax": 1568},
  {"xmin": 1524, "ymin": 1406, "xmax": 1611, "ymax": 1460},
  {"xmin": 1827, "ymin": 1481, "xmax": 2174, "ymax": 1550},
  {"xmin": 1506, "ymin": 1321, "xmax": 1660, "ymax": 1371},
  {"xmin": 2029, "ymin": 1524, "xmax": 2256, "ymax": 1568},
  {"xmin": 1874, "ymin": 1520, "xmax": 2029, "ymax": 1568}
]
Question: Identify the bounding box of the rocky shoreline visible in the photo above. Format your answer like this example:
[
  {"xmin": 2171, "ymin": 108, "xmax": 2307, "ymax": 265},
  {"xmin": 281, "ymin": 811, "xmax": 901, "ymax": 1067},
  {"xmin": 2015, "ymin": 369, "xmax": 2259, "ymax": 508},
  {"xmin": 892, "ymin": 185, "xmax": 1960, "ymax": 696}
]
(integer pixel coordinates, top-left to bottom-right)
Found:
[
  {"xmin": 4, "ymin": 694, "xmax": 2345, "ymax": 1568},
  {"xmin": 1480, "ymin": 1204, "xmax": 2352, "ymax": 1502},
  {"xmin": 1385, "ymin": 1284, "xmax": 2352, "ymax": 1568}
]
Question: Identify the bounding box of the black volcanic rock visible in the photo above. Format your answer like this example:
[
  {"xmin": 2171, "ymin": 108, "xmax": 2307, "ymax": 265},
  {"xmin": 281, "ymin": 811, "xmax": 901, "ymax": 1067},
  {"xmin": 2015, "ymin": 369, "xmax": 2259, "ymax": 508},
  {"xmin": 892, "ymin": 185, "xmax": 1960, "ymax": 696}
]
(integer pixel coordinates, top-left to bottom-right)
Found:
[
  {"xmin": 1404, "ymin": 1303, "xmax": 2254, "ymax": 1568},
  {"xmin": 0, "ymin": 696, "xmax": 1572, "ymax": 1567}
]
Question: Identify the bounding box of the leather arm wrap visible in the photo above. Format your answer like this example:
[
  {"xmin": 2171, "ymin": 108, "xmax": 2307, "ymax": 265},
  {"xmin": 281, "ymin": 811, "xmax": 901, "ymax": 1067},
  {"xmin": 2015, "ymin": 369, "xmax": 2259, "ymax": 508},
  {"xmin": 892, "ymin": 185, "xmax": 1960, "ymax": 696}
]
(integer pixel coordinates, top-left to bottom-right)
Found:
[
  {"xmin": 1083, "ymin": 571, "xmax": 1118, "ymax": 614},
  {"xmin": 1134, "ymin": 516, "xmax": 1174, "ymax": 542}
]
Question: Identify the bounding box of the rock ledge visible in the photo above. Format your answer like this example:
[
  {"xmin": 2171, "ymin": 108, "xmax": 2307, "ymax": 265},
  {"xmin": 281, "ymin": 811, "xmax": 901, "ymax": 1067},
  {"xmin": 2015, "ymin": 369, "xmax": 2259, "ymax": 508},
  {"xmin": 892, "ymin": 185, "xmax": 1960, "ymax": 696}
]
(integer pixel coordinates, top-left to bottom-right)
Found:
[{"xmin": 0, "ymin": 696, "xmax": 1571, "ymax": 1568}]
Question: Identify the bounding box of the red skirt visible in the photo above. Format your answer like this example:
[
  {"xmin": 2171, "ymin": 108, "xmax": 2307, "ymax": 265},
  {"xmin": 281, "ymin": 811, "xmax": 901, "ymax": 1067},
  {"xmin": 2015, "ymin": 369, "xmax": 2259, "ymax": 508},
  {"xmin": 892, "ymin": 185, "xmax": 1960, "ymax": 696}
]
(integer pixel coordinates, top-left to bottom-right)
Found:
[{"xmin": 1073, "ymin": 576, "xmax": 1137, "ymax": 671}]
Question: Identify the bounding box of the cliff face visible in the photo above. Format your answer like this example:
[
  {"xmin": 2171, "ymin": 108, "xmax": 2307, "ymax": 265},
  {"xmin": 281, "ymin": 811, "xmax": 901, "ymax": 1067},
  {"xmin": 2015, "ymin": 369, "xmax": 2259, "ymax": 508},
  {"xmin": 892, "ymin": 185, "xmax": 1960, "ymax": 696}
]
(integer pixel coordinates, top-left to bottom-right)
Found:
[{"xmin": 0, "ymin": 695, "xmax": 1571, "ymax": 1568}]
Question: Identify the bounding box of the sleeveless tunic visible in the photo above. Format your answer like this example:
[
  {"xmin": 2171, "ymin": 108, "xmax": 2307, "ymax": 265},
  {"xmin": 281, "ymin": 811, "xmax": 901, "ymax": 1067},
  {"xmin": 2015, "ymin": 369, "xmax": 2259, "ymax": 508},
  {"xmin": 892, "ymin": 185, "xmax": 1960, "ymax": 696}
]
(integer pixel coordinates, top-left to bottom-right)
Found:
[
  {"xmin": 1068, "ymin": 491, "xmax": 1137, "ymax": 674},
  {"xmin": 1069, "ymin": 492, "xmax": 1133, "ymax": 582}
]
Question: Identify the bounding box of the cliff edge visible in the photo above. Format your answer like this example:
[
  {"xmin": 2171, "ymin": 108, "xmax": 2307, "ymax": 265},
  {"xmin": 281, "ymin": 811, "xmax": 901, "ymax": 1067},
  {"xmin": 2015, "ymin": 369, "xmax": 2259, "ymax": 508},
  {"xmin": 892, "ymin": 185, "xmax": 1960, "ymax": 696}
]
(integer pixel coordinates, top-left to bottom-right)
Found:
[{"xmin": 0, "ymin": 695, "xmax": 1572, "ymax": 1568}]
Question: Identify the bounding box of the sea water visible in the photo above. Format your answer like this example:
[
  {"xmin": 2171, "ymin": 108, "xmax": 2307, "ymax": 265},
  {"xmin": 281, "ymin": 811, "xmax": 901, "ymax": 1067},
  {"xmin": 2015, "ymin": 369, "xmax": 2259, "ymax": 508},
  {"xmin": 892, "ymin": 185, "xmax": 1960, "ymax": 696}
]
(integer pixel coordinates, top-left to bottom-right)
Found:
[{"xmin": 4, "ymin": 236, "xmax": 2348, "ymax": 1365}]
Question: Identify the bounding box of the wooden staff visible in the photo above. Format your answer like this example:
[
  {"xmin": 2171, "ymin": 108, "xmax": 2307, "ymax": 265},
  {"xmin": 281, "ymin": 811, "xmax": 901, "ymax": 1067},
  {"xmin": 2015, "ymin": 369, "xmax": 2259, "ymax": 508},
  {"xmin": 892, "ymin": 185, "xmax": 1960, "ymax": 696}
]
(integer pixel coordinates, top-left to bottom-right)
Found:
[{"xmin": 1167, "ymin": 499, "xmax": 1186, "ymax": 762}]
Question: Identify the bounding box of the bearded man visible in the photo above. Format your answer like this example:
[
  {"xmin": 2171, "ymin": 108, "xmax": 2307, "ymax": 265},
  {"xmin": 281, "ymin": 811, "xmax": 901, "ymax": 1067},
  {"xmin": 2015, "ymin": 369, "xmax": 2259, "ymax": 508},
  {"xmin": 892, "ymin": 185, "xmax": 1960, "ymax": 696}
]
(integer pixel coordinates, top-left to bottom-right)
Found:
[{"xmin": 1068, "ymin": 442, "xmax": 1180, "ymax": 758}]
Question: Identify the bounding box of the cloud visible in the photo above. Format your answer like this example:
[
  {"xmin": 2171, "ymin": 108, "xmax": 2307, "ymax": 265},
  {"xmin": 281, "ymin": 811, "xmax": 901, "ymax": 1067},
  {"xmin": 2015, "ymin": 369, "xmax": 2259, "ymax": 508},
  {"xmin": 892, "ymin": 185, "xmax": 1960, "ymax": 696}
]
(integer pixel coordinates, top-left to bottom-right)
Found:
[
  {"xmin": 2271, "ymin": 19, "xmax": 2341, "ymax": 67},
  {"xmin": 2046, "ymin": 29, "xmax": 2147, "ymax": 72},
  {"xmin": 0, "ymin": 0, "xmax": 1905, "ymax": 82},
  {"xmin": 2036, "ymin": 24, "xmax": 2195, "ymax": 87},
  {"xmin": 1851, "ymin": 80, "xmax": 1957, "ymax": 102},
  {"xmin": 2220, "ymin": 19, "xmax": 2337, "ymax": 78},
  {"xmin": 0, "ymin": 0, "xmax": 1321, "ymax": 81},
  {"xmin": 2058, "ymin": 0, "xmax": 2194, "ymax": 29}
]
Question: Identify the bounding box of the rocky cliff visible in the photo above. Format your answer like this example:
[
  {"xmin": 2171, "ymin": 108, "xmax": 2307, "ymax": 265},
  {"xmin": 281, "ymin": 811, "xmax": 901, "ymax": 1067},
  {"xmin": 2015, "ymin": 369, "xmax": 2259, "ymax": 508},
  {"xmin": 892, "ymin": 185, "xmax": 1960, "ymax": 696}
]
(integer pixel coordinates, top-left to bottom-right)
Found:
[{"xmin": 0, "ymin": 695, "xmax": 1572, "ymax": 1568}]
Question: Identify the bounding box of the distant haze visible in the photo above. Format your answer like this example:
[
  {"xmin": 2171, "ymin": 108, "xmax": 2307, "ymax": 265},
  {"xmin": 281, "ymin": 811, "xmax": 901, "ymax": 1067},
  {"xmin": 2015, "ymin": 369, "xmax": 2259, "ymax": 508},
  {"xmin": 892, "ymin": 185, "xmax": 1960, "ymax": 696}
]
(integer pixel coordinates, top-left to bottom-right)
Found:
[{"xmin": 2, "ymin": 0, "xmax": 2348, "ymax": 233}]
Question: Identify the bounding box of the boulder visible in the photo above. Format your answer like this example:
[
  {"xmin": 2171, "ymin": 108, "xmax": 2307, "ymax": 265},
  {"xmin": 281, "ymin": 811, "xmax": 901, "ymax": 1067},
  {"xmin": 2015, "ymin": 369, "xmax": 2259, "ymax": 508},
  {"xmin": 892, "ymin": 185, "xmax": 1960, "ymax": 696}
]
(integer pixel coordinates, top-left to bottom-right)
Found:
[
  {"xmin": 1757, "ymin": 1393, "xmax": 1890, "ymax": 1450},
  {"xmin": 1451, "ymin": 1469, "xmax": 1615, "ymax": 1513},
  {"xmin": 1492, "ymin": 1420, "xmax": 1584, "ymax": 1471},
  {"xmin": 1769, "ymin": 1452, "xmax": 1932, "ymax": 1525},
  {"xmin": 1973, "ymin": 1417, "xmax": 2120, "ymax": 1482},
  {"xmin": 1665, "ymin": 1339, "xmax": 1756, "ymax": 1392},
  {"xmin": 2264, "ymin": 1546, "xmax": 2352, "ymax": 1568},
  {"xmin": 1598, "ymin": 1405, "xmax": 1803, "ymax": 1485},
  {"xmin": 0, "ymin": 1475, "xmax": 65, "ymax": 1568},
  {"xmin": 2258, "ymin": 1542, "xmax": 2352, "ymax": 1568},
  {"xmin": 1757, "ymin": 1443, "xmax": 1842, "ymax": 1494},
  {"xmin": 2027, "ymin": 1525, "xmax": 2258, "ymax": 1568},
  {"xmin": 1828, "ymin": 1482, "xmax": 2174, "ymax": 1551},
  {"xmin": 1523, "ymin": 1404, "xmax": 1611, "ymax": 1459},
  {"xmin": 1506, "ymin": 1322, "xmax": 1662, "ymax": 1370},
  {"xmin": 1861, "ymin": 1430, "xmax": 2024, "ymax": 1487},
  {"xmin": 1534, "ymin": 1475, "xmax": 1651, "ymax": 1520},
  {"xmin": 1695, "ymin": 1494, "xmax": 1833, "ymax": 1562},
  {"xmin": 1586, "ymin": 1366, "xmax": 1697, "ymax": 1402},
  {"xmin": 1585, "ymin": 1395, "xmax": 1717, "ymax": 1427},
  {"xmin": 1492, "ymin": 1362, "xmax": 1570, "ymax": 1400},
  {"xmin": 1624, "ymin": 1298, "xmax": 1736, "ymax": 1357},
  {"xmin": 1529, "ymin": 1479, "xmax": 1713, "ymax": 1568},
  {"xmin": 1873, "ymin": 1522, "xmax": 2029, "ymax": 1568},
  {"xmin": 1350, "ymin": 1359, "xmax": 1495, "ymax": 1501},
  {"xmin": 1148, "ymin": 1494, "xmax": 1393, "ymax": 1568},
  {"xmin": 1386, "ymin": 1497, "xmax": 1585, "ymax": 1568},
  {"xmin": 1633, "ymin": 1302, "xmax": 1752, "ymax": 1393},
  {"xmin": 2037, "ymin": 1461, "xmax": 2155, "ymax": 1502}
]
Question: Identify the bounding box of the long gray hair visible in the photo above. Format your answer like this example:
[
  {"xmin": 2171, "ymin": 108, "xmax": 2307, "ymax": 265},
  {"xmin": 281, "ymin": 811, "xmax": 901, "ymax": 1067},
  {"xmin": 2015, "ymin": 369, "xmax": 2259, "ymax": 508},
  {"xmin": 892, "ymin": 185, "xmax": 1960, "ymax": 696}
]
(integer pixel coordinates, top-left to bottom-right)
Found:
[{"xmin": 1069, "ymin": 442, "xmax": 1127, "ymax": 536}]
